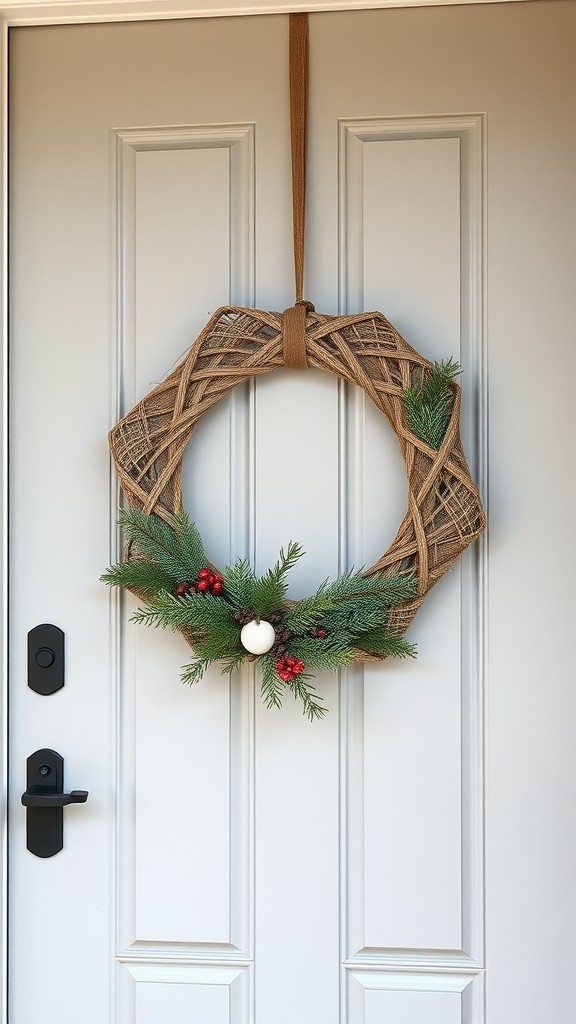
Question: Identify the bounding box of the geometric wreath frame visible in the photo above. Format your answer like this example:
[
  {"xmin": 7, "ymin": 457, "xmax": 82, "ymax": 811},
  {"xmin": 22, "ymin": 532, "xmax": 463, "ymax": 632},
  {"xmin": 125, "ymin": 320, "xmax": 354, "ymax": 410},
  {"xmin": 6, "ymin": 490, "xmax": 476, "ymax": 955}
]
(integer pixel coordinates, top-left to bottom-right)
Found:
[{"xmin": 109, "ymin": 304, "xmax": 486, "ymax": 659}]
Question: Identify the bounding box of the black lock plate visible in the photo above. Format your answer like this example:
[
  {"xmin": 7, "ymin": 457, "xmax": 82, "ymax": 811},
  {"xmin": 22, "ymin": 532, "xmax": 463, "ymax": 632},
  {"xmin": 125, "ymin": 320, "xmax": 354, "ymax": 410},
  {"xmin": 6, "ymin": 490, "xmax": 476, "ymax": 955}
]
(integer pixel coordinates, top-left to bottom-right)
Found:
[
  {"xmin": 23, "ymin": 749, "xmax": 65, "ymax": 857},
  {"xmin": 28, "ymin": 623, "xmax": 64, "ymax": 695},
  {"xmin": 22, "ymin": 748, "xmax": 88, "ymax": 857}
]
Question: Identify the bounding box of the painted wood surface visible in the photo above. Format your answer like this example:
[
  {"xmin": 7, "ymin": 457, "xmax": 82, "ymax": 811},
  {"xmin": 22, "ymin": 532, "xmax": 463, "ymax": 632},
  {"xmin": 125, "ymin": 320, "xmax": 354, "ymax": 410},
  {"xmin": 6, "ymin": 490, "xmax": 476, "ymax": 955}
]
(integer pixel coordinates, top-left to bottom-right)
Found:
[{"xmin": 7, "ymin": 3, "xmax": 576, "ymax": 1021}]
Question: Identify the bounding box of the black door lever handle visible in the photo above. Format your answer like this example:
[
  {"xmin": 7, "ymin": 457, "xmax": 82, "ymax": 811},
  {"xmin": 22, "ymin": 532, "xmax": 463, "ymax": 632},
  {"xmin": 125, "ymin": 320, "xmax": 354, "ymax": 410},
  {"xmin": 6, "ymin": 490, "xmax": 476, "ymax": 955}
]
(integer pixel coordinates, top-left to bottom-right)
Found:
[
  {"xmin": 22, "ymin": 748, "xmax": 89, "ymax": 857},
  {"xmin": 21, "ymin": 789, "xmax": 88, "ymax": 808}
]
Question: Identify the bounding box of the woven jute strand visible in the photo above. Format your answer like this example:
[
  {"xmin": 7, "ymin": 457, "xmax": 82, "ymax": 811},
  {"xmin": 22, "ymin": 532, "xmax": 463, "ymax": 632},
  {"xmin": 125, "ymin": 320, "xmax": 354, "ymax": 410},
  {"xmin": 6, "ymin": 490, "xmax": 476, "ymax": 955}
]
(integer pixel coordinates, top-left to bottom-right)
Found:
[{"xmin": 110, "ymin": 306, "xmax": 486, "ymax": 653}]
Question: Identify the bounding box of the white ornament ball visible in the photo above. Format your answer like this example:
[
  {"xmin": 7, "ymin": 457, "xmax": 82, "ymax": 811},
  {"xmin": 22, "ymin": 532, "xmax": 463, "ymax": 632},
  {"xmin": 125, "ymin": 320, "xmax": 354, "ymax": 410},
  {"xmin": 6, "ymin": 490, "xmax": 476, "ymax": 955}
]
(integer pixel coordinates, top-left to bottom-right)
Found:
[{"xmin": 240, "ymin": 618, "xmax": 276, "ymax": 655}]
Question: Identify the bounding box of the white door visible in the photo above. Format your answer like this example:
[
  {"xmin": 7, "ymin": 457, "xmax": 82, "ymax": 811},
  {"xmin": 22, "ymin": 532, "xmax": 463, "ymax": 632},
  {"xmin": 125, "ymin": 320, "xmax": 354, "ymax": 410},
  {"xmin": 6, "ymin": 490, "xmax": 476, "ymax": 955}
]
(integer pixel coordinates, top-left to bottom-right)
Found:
[{"xmin": 8, "ymin": 3, "xmax": 576, "ymax": 1022}]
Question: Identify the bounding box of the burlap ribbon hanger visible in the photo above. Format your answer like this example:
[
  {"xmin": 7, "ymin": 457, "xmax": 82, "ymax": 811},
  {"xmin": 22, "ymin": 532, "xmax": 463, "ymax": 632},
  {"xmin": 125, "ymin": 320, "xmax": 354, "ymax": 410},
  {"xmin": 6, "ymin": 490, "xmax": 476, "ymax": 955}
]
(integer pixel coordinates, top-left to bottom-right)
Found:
[{"xmin": 282, "ymin": 13, "xmax": 312, "ymax": 370}]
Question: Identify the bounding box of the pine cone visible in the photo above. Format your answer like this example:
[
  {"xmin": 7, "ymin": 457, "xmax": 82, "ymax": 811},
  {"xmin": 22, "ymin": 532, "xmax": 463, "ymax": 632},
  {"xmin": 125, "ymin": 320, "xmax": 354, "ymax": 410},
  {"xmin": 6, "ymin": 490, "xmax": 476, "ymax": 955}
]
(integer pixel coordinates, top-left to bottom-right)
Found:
[{"xmin": 234, "ymin": 606, "xmax": 255, "ymax": 626}]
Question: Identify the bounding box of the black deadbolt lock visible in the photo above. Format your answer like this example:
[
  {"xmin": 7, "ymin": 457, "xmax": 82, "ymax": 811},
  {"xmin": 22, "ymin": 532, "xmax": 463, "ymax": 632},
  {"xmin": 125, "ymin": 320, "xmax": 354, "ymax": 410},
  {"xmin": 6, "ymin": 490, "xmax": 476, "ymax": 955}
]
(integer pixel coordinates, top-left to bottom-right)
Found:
[
  {"xmin": 27, "ymin": 624, "xmax": 64, "ymax": 695},
  {"xmin": 21, "ymin": 749, "xmax": 88, "ymax": 857}
]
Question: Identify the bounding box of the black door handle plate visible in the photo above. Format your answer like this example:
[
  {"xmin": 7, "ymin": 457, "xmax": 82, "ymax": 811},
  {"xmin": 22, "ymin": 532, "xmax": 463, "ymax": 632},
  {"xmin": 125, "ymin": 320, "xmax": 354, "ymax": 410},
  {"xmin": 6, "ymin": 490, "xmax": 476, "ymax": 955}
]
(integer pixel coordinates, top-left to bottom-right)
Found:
[{"xmin": 21, "ymin": 748, "xmax": 88, "ymax": 857}]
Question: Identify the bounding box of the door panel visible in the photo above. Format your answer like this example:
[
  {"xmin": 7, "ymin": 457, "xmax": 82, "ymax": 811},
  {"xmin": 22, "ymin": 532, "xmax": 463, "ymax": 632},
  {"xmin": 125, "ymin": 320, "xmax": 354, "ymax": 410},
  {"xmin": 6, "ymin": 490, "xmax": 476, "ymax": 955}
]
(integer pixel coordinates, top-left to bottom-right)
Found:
[{"xmin": 9, "ymin": 4, "xmax": 576, "ymax": 1023}]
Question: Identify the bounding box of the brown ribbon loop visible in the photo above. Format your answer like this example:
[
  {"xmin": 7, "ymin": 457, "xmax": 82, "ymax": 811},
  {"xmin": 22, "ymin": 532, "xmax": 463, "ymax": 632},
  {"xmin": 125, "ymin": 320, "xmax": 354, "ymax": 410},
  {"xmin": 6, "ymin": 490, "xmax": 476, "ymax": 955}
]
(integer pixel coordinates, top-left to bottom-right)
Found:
[
  {"xmin": 284, "ymin": 13, "xmax": 310, "ymax": 369},
  {"xmin": 282, "ymin": 303, "xmax": 309, "ymax": 368},
  {"xmin": 289, "ymin": 13, "xmax": 308, "ymax": 307}
]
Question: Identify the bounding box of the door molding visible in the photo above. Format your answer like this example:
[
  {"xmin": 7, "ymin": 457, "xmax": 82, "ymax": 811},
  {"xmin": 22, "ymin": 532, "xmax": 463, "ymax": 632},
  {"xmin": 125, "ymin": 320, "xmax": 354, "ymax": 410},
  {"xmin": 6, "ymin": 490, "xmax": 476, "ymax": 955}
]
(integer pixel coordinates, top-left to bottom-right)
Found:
[{"xmin": 0, "ymin": 0, "xmax": 541, "ymax": 28}]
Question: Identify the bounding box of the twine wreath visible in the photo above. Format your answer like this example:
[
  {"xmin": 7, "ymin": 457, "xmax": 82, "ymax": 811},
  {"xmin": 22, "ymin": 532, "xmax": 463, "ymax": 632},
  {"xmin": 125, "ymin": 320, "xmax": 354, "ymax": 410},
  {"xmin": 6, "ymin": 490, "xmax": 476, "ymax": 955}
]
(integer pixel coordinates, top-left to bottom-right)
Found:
[{"xmin": 103, "ymin": 16, "xmax": 485, "ymax": 718}]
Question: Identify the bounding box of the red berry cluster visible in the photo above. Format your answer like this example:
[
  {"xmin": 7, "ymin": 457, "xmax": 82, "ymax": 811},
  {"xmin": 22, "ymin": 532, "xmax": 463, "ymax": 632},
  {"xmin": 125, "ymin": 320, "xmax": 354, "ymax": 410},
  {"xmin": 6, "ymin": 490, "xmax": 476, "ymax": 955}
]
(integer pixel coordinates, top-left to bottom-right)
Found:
[
  {"xmin": 276, "ymin": 656, "xmax": 305, "ymax": 682},
  {"xmin": 176, "ymin": 568, "xmax": 223, "ymax": 598}
]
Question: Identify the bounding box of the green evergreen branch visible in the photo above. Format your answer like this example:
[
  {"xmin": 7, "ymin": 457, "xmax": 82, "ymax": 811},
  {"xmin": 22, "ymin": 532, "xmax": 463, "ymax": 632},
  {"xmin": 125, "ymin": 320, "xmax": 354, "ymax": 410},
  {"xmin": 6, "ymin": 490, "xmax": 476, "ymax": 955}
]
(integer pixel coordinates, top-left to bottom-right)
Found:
[
  {"xmin": 288, "ymin": 637, "xmax": 356, "ymax": 671},
  {"xmin": 283, "ymin": 674, "xmax": 327, "ymax": 721},
  {"xmin": 100, "ymin": 560, "xmax": 174, "ymax": 598},
  {"xmin": 220, "ymin": 652, "xmax": 248, "ymax": 676},
  {"xmin": 181, "ymin": 658, "xmax": 212, "ymax": 686},
  {"xmin": 319, "ymin": 568, "xmax": 415, "ymax": 606},
  {"xmin": 129, "ymin": 595, "xmax": 181, "ymax": 630},
  {"xmin": 116, "ymin": 506, "xmax": 205, "ymax": 583},
  {"xmin": 282, "ymin": 593, "xmax": 334, "ymax": 632},
  {"xmin": 260, "ymin": 656, "xmax": 286, "ymax": 710},
  {"xmin": 355, "ymin": 628, "xmax": 417, "ymax": 659},
  {"xmin": 251, "ymin": 541, "xmax": 304, "ymax": 617},
  {"xmin": 362, "ymin": 571, "xmax": 418, "ymax": 605},
  {"xmin": 176, "ymin": 512, "xmax": 207, "ymax": 570},
  {"xmin": 314, "ymin": 568, "xmax": 361, "ymax": 602},
  {"xmin": 403, "ymin": 358, "xmax": 461, "ymax": 449},
  {"xmin": 320, "ymin": 597, "xmax": 391, "ymax": 634},
  {"xmin": 177, "ymin": 591, "xmax": 237, "ymax": 629},
  {"xmin": 132, "ymin": 590, "xmax": 236, "ymax": 632},
  {"xmin": 192, "ymin": 626, "xmax": 244, "ymax": 661},
  {"xmin": 222, "ymin": 558, "xmax": 257, "ymax": 608},
  {"xmin": 317, "ymin": 574, "xmax": 416, "ymax": 635}
]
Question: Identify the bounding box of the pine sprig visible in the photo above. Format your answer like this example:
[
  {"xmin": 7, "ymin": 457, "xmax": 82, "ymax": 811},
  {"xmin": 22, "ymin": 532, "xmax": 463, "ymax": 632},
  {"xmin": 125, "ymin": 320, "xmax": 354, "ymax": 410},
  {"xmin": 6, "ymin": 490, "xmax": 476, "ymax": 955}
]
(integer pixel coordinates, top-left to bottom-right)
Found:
[
  {"xmin": 354, "ymin": 628, "xmax": 417, "ymax": 659},
  {"xmin": 222, "ymin": 558, "xmax": 257, "ymax": 608},
  {"xmin": 115, "ymin": 506, "xmax": 205, "ymax": 583},
  {"xmin": 251, "ymin": 541, "xmax": 304, "ymax": 617},
  {"xmin": 176, "ymin": 512, "xmax": 207, "ymax": 570},
  {"xmin": 260, "ymin": 656, "xmax": 286, "ymax": 710},
  {"xmin": 181, "ymin": 658, "xmax": 212, "ymax": 686},
  {"xmin": 361, "ymin": 571, "xmax": 418, "ymax": 605},
  {"xmin": 403, "ymin": 358, "xmax": 461, "ymax": 449},
  {"xmin": 288, "ymin": 637, "xmax": 356, "ymax": 671},
  {"xmin": 282, "ymin": 593, "xmax": 334, "ymax": 632},
  {"xmin": 220, "ymin": 652, "xmax": 247, "ymax": 676},
  {"xmin": 283, "ymin": 673, "xmax": 326, "ymax": 721},
  {"xmin": 310, "ymin": 570, "xmax": 416, "ymax": 636},
  {"xmin": 319, "ymin": 568, "xmax": 416, "ymax": 606},
  {"xmin": 101, "ymin": 559, "xmax": 174, "ymax": 598},
  {"xmin": 193, "ymin": 627, "xmax": 244, "ymax": 660},
  {"xmin": 132, "ymin": 589, "xmax": 236, "ymax": 632},
  {"xmin": 320, "ymin": 597, "xmax": 391, "ymax": 634}
]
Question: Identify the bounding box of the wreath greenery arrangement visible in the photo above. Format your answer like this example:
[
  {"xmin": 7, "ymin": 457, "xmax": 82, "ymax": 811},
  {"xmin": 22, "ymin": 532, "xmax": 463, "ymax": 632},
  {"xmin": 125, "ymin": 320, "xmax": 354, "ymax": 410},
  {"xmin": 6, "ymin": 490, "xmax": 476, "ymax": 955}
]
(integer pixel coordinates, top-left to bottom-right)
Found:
[
  {"xmin": 102, "ymin": 358, "xmax": 469, "ymax": 720},
  {"xmin": 103, "ymin": 508, "xmax": 417, "ymax": 720}
]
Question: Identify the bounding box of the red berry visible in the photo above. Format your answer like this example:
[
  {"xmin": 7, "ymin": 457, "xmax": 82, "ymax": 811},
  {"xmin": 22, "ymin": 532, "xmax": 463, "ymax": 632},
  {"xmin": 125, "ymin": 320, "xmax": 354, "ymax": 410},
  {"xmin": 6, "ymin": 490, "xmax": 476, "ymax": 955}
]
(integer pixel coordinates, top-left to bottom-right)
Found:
[
  {"xmin": 213, "ymin": 574, "xmax": 223, "ymax": 584},
  {"xmin": 197, "ymin": 579, "xmax": 209, "ymax": 592},
  {"xmin": 211, "ymin": 582, "xmax": 223, "ymax": 595},
  {"xmin": 276, "ymin": 656, "xmax": 305, "ymax": 682},
  {"xmin": 176, "ymin": 583, "xmax": 188, "ymax": 597},
  {"xmin": 198, "ymin": 568, "xmax": 210, "ymax": 579},
  {"xmin": 316, "ymin": 628, "xmax": 326, "ymax": 638}
]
